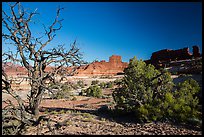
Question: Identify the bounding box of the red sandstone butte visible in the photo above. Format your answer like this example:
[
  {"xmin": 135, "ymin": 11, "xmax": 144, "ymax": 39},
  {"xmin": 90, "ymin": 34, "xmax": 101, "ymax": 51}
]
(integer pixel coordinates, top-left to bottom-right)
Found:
[{"xmin": 75, "ymin": 55, "xmax": 128, "ymax": 76}]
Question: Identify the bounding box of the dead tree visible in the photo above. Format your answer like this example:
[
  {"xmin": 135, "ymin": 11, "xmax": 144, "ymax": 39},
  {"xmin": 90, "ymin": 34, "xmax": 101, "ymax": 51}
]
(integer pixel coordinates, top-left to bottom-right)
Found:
[{"xmin": 2, "ymin": 2, "xmax": 84, "ymax": 134}]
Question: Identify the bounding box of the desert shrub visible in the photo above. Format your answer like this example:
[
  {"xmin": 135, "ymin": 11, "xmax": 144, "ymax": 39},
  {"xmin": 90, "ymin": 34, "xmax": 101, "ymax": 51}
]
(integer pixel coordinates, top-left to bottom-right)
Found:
[
  {"xmin": 61, "ymin": 84, "xmax": 72, "ymax": 92},
  {"xmin": 51, "ymin": 84, "xmax": 72, "ymax": 99},
  {"xmin": 99, "ymin": 81, "xmax": 114, "ymax": 89},
  {"xmin": 99, "ymin": 82, "xmax": 106, "ymax": 89},
  {"xmin": 112, "ymin": 56, "xmax": 201, "ymax": 124},
  {"xmin": 106, "ymin": 81, "xmax": 114, "ymax": 88},
  {"xmin": 77, "ymin": 80, "xmax": 85, "ymax": 88},
  {"xmin": 91, "ymin": 80, "xmax": 99, "ymax": 85},
  {"xmin": 83, "ymin": 85, "xmax": 102, "ymax": 98},
  {"xmin": 114, "ymin": 78, "xmax": 123, "ymax": 85}
]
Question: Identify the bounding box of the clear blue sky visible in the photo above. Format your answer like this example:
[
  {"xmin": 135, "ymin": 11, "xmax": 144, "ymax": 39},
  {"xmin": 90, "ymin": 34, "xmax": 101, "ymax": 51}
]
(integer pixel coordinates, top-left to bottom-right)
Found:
[{"xmin": 2, "ymin": 2, "xmax": 202, "ymax": 63}]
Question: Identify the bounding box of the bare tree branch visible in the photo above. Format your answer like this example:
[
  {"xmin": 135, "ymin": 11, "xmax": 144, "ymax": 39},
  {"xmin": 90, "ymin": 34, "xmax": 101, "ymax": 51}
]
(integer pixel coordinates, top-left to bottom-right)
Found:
[{"xmin": 2, "ymin": 2, "xmax": 85, "ymax": 135}]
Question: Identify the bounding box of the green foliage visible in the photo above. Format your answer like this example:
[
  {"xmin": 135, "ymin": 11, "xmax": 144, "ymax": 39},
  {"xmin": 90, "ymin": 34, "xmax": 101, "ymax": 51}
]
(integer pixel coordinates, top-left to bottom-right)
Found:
[
  {"xmin": 106, "ymin": 81, "xmax": 114, "ymax": 88},
  {"xmin": 114, "ymin": 78, "xmax": 123, "ymax": 85},
  {"xmin": 82, "ymin": 85, "xmax": 102, "ymax": 98},
  {"xmin": 99, "ymin": 82, "xmax": 106, "ymax": 89},
  {"xmin": 91, "ymin": 80, "xmax": 99, "ymax": 85},
  {"xmin": 112, "ymin": 56, "xmax": 201, "ymax": 125},
  {"xmin": 99, "ymin": 81, "xmax": 114, "ymax": 89},
  {"xmin": 163, "ymin": 78, "xmax": 200, "ymax": 122},
  {"xmin": 50, "ymin": 83, "xmax": 72, "ymax": 99}
]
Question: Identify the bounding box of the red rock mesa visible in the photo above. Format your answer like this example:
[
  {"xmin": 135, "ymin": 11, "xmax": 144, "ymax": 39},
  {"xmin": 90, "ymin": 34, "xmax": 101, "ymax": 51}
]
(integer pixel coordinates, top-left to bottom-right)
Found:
[{"xmin": 75, "ymin": 55, "xmax": 128, "ymax": 76}]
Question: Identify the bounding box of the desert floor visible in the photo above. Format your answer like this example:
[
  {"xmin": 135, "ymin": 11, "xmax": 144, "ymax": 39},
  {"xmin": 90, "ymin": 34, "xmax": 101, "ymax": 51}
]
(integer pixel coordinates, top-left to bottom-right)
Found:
[{"xmin": 2, "ymin": 75, "xmax": 202, "ymax": 135}]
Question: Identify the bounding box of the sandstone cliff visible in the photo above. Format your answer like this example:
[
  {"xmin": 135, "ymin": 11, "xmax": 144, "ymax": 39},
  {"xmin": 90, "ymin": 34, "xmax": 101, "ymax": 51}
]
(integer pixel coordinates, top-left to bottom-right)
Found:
[{"xmin": 75, "ymin": 55, "xmax": 128, "ymax": 76}]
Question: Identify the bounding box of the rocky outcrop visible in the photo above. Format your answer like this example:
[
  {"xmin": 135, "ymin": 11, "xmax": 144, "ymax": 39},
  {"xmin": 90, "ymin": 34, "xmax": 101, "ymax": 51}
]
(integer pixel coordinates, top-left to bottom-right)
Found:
[
  {"xmin": 146, "ymin": 46, "xmax": 201, "ymax": 68},
  {"xmin": 150, "ymin": 47, "xmax": 192, "ymax": 63},
  {"xmin": 75, "ymin": 55, "xmax": 128, "ymax": 76},
  {"xmin": 193, "ymin": 45, "xmax": 201, "ymax": 58}
]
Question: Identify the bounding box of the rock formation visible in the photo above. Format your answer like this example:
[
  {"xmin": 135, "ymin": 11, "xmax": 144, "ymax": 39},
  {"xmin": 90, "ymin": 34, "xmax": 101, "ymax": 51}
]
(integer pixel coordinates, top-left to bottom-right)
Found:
[
  {"xmin": 145, "ymin": 46, "xmax": 201, "ymax": 68},
  {"xmin": 193, "ymin": 45, "xmax": 201, "ymax": 58},
  {"xmin": 75, "ymin": 55, "xmax": 128, "ymax": 76},
  {"xmin": 151, "ymin": 47, "xmax": 192, "ymax": 63}
]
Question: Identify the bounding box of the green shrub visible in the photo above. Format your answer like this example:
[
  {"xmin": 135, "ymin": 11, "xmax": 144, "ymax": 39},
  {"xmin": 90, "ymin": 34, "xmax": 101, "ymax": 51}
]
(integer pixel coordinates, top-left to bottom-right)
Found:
[
  {"xmin": 164, "ymin": 78, "xmax": 200, "ymax": 123},
  {"xmin": 83, "ymin": 85, "xmax": 102, "ymax": 98},
  {"xmin": 91, "ymin": 80, "xmax": 99, "ymax": 85},
  {"xmin": 53, "ymin": 90, "xmax": 71, "ymax": 99},
  {"xmin": 61, "ymin": 84, "xmax": 72, "ymax": 92},
  {"xmin": 112, "ymin": 56, "xmax": 201, "ymax": 124},
  {"xmin": 51, "ymin": 83, "xmax": 72, "ymax": 99},
  {"xmin": 114, "ymin": 78, "xmax": 123, "ymax": 85},
  {"xmin": 99, "ymin": 82, "xmax": 106, "ymax": 89},
  {"xmin": 99, "ymin": 81, "xmax": 114, "ymax": 89},
  {"xmin": 106, "ymin": 81, "xmax": 114, "ymax": 88}
]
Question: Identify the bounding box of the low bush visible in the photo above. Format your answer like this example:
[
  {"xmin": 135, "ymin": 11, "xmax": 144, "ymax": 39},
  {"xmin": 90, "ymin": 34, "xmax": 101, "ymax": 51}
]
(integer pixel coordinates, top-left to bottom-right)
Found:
[
  {"xmin": 114, "ymin": 78, "xmax": 123, "ymax": 85},
  {"xmin": 99, "ymin": 82, "xmax": 106, "ymax": 89},
  {"xmin": 106, "ymin": 81, "xmax": 114, "ymax": 88},
  {"xmin": 77, "ymin": 80, "xmax": 85, "ymax": 88},
  {"xmin": 50, "ymin": 83, "xmax": 72, "ymax": 99},
  {"xmin": 91, "ymin": 80, "xmax": 99, "ymax": 85},
  {"xmin": 99, "ymin": 81, "xmax": 114, "ymax": 89},
  {"xmin": 82, "ymin": 85, "xmax": 102, "ymax": 98}
]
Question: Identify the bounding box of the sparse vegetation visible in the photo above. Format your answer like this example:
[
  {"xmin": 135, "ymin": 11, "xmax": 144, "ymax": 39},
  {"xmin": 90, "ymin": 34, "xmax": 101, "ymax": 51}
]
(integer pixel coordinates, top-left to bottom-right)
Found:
[
  {"xmin": 59, "ymin": 109, "xmax": 66, "ymax": 114},
  {"xmin": 99, "ymin": 82, "xmax": 106, "ymax": 89},
  {"xmin": 81, "ymin": 85, "xmax": 102, "ymax": 98},
  {"xmin": 98, "ymin": 81, "xmax": 114, "ymax": 89},
  {"xmin": 50, "ymin": 83, "xmax": 72, "ymax": 99},
  {"xmin": 106, "ymin": 81, "xmax": 114, "ymax": 88},
  {"xmin": 81, "ymin": 112, "xmax": 94, "ymax": 119},
  {"xmin": 114, "ymin": 78, "xmax": 123, "ymax": 85},
  {"xmin": 91, "ymin": 80, "xmax": 100, "ymax": 85},
  {"xmin": 77, "ymin": 80, "xmax": 85, "ymax": 88}
]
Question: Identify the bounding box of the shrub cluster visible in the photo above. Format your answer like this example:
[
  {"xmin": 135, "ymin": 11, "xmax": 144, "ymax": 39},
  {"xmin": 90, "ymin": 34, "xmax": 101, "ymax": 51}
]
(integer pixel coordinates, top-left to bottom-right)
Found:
[
  {"xmin": 99, "ymin": 81, "xmax": 114, "ymax": 89},
  {"xmin": 112, "ymin": 56, "xmax": 201, "ymax": 125},
  {"xmin": 81, "ymin": 85, "xmax": 102, "ymax": 98},
  {"xmin": 49, "ymin": 81, "xmax": 85, "ymax": 99},
  {"xmin": 91, "ymin": 80, "xmax": 99, "ymax": 85},
  {"xmin": 50, "ymin": 83, "xmax": 72, "ymax": 99}
]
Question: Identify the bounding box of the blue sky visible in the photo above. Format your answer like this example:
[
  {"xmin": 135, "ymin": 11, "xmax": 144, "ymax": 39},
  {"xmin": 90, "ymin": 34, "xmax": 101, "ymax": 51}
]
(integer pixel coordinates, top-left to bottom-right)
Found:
[{"xmin": 2, "ymin": 2, "xmax": 202, "ymax": 63}]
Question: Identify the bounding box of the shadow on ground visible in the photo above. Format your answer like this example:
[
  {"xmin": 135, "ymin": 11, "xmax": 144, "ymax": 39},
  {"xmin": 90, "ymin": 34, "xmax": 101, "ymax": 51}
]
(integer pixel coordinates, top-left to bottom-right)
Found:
[
  {"xmin": 40, "ymin": 106, "xmax": 139, "ymax": 125},
  {"xmin": 39, "ymin": 106, "xmax": 202, "ymax": 131}
]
